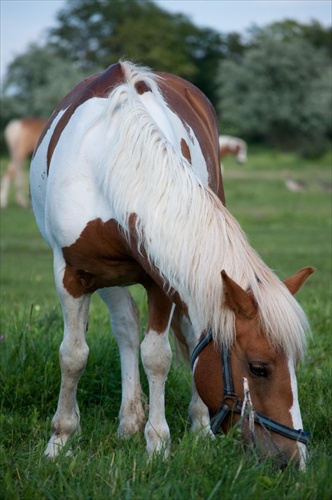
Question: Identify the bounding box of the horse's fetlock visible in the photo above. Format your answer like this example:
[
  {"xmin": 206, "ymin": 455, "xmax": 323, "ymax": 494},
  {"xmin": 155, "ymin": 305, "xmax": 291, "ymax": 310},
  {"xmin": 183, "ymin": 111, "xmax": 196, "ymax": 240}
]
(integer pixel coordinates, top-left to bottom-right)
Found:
[
  {"xmin": 51, "ymin": 414, "xmax": 79, "ymax": 437},
  {"xmin": 145, "ymin": 420, "xmax": 170, "ymax": 443},
  {"xmin": 118, "ymin": 401, "xmax": 146, "ymax": 436},
  {"xmin": 145, "ymin": 421, "xmax": 171, "ymax": 459}
]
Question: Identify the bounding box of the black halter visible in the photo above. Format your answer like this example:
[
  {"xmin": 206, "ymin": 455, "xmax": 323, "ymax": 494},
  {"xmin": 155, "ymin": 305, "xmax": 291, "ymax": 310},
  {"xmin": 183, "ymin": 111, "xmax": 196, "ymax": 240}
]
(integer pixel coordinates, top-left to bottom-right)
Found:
[{"xmin": 190, "ymin": 330, "xmax": 310, "ymax": 445}]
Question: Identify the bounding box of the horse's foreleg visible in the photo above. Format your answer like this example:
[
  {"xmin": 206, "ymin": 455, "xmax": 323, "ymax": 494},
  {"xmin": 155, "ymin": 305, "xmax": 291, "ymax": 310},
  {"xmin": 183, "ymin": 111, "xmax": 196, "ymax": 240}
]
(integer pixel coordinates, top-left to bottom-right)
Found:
[
  {"xmin": 188, "ymin": 386, "xmax": 212, "ymax": 435},
  {"xmin": 141, "ymin": 283, "xmax": 174, "ymax": 459},
  {"xmin": 179, "ymin": 314, "xmax": 211, "ymax": 434},
  {"xmin": 45, "ymin": 255, "xmax": 90, "ymax": 458},
  {"xmin": 97, "ymin": 286, "xmax": 146, "ymax": 436}
]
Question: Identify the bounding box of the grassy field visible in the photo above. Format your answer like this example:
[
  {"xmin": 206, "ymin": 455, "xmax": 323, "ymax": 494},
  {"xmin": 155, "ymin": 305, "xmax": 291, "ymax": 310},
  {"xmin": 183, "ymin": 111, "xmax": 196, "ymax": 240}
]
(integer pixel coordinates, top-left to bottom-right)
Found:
[{"xmin": 0, "ymin": 147, "xmax": 331, "ymax": 499}]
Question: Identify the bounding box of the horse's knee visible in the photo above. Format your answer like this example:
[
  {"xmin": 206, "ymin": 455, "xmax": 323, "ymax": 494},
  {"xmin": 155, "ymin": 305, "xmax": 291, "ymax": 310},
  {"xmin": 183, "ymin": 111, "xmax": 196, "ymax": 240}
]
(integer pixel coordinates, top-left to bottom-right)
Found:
[
  {"xmin": 141, "ymin": 331, "xmax": 172, "ymax": 378},
  {"xmin": 141, "ymin": 331, "xmax": 172, "ymax": 457},
  {"xmin": 59, "ymin": 340, "xmax": 89, "ymax": 376}
]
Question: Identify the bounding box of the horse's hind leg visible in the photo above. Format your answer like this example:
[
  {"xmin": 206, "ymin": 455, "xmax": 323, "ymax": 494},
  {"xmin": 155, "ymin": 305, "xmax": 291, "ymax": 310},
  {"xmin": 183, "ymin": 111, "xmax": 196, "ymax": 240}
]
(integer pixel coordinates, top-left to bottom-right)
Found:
[
  {"xmin": 0, "ymin": 158, "xmax": 27, "ymax": 208},
  {"xmin": 0, "ymin": 161, "xmax": 15, "ymax": 208},
  {"xmin": 13, "ymin": 158, "xmax": 28, "ymax": 207},
  {"xmin": 97, "ymin": 287, "xmax": 146, "ymax": 436},
  {"xmin": 45, "ymin": 253, "xmax": 91, "ymax": 458}
]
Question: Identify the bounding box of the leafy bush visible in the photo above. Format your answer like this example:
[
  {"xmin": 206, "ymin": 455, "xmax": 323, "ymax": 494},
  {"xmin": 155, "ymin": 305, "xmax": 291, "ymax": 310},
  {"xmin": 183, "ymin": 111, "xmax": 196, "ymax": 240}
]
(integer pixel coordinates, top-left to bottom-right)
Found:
[{"xmin": 218, "ymin": 39, "xmax": 332, "ymax": 157}]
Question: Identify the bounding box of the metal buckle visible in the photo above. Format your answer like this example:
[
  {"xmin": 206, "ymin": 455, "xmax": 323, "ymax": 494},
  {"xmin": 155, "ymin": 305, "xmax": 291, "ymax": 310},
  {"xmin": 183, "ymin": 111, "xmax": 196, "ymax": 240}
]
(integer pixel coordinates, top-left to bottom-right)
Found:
[{"xmin": 222, "ymin": 393, "xmax": 240, "ymax": 410}]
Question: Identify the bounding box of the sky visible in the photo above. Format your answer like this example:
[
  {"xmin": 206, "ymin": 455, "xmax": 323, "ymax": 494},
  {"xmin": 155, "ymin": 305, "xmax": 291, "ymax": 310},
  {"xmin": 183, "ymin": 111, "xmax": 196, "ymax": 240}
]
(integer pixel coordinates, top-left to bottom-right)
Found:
[{"xmin": 1, "ymin": 0, "xmax": 331, "ymax": 81}]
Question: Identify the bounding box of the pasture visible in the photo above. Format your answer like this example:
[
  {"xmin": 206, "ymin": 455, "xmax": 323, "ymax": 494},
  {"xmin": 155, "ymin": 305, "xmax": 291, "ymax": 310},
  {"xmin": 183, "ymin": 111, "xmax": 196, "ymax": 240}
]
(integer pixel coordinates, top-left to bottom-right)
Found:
[{"xmin": 1, "ymin": 147, "xmax": 331, "ymax": 499}]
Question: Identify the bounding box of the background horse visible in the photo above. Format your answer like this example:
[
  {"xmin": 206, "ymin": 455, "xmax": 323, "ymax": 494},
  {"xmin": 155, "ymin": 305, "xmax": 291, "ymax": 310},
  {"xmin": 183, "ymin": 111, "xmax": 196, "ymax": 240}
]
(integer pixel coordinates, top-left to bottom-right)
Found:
[
  {"xmin": 30, "ymin": 61, "xmax": 313, "ymax": 468},
  {"xmin": 1, "ymin": 117, "xmax": 47, "ymax": 208},
  {"xmin": 219, "ymin": 135, "xmax": 247, "ymax": 164}
]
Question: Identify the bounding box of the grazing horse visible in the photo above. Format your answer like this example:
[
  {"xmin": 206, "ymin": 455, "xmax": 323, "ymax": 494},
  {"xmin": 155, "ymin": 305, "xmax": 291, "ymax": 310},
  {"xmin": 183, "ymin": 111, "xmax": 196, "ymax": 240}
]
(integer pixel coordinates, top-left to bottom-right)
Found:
[
  {"xmin": 30, "ymin": 61, "xmax": 313, "ymax": 468},
  {"xmin": 219, "ymin": 135, "xmax": 247, "ymax": 164},
  {"xmin": 0, "ymin": 117, "xmax": 47, "ymax": 208}
]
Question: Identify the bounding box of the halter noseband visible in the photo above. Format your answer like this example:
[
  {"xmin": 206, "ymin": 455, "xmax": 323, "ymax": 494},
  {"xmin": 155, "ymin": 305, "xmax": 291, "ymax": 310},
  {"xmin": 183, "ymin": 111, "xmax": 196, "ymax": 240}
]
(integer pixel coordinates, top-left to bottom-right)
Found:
[{"xmin": 190, "ymin": 330, "xmax": 310, "ymax": 445}]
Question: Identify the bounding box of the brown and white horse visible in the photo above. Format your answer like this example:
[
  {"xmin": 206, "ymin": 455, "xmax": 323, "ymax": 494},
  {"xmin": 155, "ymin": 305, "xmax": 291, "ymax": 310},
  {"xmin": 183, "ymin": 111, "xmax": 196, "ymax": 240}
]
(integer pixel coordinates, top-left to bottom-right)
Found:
[
  {"xmin": 30, "ymin": 61, "xmax": 313, "ymax": 468},
  {"xmin": 0, "ymin": 117, "xmax": 47, "ymax": 208},
  {"xmin": 219, "ymin": 135, "xmax": 247, "ymax": 164}
]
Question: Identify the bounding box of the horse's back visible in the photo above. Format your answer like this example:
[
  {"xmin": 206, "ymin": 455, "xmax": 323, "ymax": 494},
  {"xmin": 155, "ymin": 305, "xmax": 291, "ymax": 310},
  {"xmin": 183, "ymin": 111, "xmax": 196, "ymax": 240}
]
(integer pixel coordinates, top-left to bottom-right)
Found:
[{"xmin": 31, "ymin": 61, "xmax": 222, "ymax": 247}]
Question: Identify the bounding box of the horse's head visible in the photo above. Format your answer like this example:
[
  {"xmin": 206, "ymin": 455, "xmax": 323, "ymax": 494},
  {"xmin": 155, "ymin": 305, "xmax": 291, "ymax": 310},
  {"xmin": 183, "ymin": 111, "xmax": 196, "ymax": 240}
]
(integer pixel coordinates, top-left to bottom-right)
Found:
[{"xmin": 193, "ymin": 267, "xmax": 314, "ymax": 469}]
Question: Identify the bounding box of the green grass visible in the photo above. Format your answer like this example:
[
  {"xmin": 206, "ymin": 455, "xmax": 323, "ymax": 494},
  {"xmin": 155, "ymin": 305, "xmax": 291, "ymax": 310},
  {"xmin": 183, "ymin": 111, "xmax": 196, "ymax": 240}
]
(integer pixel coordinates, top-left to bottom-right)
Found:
[{"xmin": 0, "ymin": 147, "xmax": 331, "ymax": 499}]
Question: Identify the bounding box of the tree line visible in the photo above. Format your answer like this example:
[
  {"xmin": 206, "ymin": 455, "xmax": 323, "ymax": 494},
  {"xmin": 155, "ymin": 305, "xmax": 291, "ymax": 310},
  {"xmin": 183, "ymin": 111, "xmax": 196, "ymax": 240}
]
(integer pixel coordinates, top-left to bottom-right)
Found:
[{"xmin": 1, "ymin": 0, "xmax": 331, "ymax": 156}]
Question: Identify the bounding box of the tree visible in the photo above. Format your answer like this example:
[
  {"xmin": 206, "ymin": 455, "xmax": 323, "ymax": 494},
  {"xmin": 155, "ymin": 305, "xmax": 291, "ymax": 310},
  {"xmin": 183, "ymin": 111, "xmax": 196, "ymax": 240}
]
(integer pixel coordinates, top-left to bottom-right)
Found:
[
  {"xmin": 248, "ymin": 19, "xmax": 332, "ymax": 57},
  {"xmin": 217, "ymin": 37, "xmax": 331, "ymax": 157},
  {"xmin": 0, "ymin": 44, "xmax": 90, "ymax": 148},
  {"xmin": 1, "ymin": 44, "xmax": 89, "ymax": 120},
  {"xmin": 48, "ymin": 0, "xmax": 224, "ymax": 106}
]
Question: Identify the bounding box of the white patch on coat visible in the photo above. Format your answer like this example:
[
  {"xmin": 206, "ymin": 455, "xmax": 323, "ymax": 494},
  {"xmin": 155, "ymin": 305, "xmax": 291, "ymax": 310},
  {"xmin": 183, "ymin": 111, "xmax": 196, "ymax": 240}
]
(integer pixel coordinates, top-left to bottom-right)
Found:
[
  {"xmin": 138, "ymin": 90, "xmax": 209, "ymax": 185},
  {"xmin": 288, "ymin": 357, "xmax": 307, "ymax": 470}
]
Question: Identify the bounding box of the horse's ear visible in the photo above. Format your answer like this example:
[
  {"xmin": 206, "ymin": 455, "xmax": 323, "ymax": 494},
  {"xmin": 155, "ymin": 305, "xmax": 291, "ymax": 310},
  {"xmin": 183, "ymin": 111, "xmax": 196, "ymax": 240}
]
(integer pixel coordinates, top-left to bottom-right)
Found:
[
  {"xmin": 283, "ymin": 266, "xmax": 315, "ymax": 295},
  {"xmin": 221, "ymin": 270, "xmax": 257, "ymax": 319}
]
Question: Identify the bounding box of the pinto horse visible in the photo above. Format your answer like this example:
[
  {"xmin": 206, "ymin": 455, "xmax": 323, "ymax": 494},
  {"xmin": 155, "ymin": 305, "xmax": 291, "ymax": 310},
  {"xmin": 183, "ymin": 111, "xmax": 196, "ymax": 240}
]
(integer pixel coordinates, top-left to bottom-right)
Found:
[
  {"xmin": 30, "ymin": 61, "xmax": 314, "ymax": 468},
  {"xmin": 0, "ymin": 117, "xmax": 47, "ymax": 208},
  {"xmin": 219, "ymin": 135, "xmax": 247, "ymax": 164}
]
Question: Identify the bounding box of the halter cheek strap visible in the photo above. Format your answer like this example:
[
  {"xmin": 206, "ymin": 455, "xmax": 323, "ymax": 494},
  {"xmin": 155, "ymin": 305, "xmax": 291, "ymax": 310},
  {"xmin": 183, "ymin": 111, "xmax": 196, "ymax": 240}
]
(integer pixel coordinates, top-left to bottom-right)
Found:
[{"xmin": 190, "ymin": 330, "xmax": 310, "ymax": 445}]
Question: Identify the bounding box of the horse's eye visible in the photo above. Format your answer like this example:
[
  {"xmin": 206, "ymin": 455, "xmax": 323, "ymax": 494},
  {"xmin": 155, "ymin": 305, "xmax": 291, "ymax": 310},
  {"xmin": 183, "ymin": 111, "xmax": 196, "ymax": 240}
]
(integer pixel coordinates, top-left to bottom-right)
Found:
[{"xmin": 249, "ymin": 363, "xmax": 268, "ymax": 377}]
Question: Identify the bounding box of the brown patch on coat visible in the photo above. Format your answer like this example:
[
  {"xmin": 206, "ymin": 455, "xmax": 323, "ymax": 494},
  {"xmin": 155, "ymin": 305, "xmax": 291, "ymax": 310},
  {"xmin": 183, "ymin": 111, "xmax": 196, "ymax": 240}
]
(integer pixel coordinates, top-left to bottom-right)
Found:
[
  {"xmin": 62, "ymin": 214, "xmax": 188, "ymax": 332},
  {"xmin": 62, "ymin": 217, "xmax": 147, "ymax": 298},
  {"xmin": 194, "ymin": 338, "xmax": 223, "ymax": 415},
  {"xmin": 156, "ymin": 72, "xmax": 225, "ymax": 205},
  {"xmin": 180, "ymin": 138, "xmax": 192, "ymax": 164},
  {"xmin": 146, "ymin": 281, "xmax": 173, "ymax": 333},
  {"xmin": 135, "ymin": 80, "xmax": 152, "ymax": 94}
]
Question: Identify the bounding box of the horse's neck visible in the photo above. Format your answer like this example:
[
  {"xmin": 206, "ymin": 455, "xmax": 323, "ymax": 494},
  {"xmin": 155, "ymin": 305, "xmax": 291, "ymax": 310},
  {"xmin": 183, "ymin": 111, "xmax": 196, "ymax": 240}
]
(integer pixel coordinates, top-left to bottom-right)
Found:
[
  {"xmin": 141, "ymin": 193, "xmax": 260, "ymax": 337},
  {"xmin": 97, "ymin": 79, "xmax": 257, "ymax": 339},
  {"xmin": 98, "ymin": 87, "xmax": 257, "ymax": 337}
]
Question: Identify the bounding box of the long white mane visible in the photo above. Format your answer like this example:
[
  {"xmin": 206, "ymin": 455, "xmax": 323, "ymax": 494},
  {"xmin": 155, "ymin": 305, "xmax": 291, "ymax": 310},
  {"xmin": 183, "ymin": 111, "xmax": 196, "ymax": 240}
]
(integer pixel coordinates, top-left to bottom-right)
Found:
[{"xmin": 95, "ymin": 61, "xmax": 309, "ymax": 359}]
